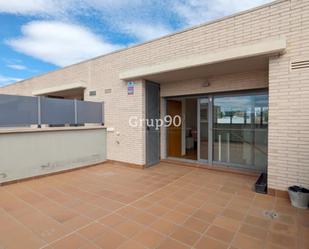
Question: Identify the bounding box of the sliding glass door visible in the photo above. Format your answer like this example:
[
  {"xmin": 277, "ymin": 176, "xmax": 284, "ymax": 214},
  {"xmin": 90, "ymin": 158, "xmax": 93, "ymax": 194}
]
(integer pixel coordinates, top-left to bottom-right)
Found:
[
  {"xmin": 212, "ymin": 93, "xmax": 268, "ymax": 171},
  {"xmin": 167, "ymin": 91, "xmax": 268, "ymax": 172}
]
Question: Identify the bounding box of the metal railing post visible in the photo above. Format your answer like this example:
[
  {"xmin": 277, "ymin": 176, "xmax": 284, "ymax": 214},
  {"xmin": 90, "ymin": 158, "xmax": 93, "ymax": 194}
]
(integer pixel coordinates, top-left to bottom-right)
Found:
[
  {"xmin": 101, "ymin": 102, "xmax": 104, "ymax": 126},
  {"xmin": 227, "ymin": 133, "xmax": 230, "ymax": 163},
  {"xmin": 74, "ymin": 99, "xmax": 78, "ymax": 126},
  {"xmin": 37, "ymin": 96, "xmax": 41, "ymax": 128},
  {"xmin": 218, "ymin": 134, "xmax": 221, "ymax": 161}
]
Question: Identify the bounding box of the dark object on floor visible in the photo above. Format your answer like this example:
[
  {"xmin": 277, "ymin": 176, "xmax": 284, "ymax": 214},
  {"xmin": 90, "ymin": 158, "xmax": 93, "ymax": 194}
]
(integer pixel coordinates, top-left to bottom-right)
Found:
[
  {"xmin": 255, "ymin": 173, "xmax": 267, "ymax": 194},
  {"xmin": 288, "ymin": 185, "xmax": 309, "ymax": 209}
]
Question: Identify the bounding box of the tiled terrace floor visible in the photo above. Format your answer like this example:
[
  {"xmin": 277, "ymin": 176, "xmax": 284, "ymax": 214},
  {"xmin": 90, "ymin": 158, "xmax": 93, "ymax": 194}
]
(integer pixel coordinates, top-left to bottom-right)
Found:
[{"xmin": 0, "ymin": 162, "xmax": 308, "ymax": 249}]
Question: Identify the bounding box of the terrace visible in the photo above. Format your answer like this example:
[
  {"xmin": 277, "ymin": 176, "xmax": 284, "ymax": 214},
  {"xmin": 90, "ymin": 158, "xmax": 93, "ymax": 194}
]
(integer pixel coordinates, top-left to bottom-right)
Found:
[{"xmin": 0, "ymin": 161, "xmax": 307, "ymax": 249}]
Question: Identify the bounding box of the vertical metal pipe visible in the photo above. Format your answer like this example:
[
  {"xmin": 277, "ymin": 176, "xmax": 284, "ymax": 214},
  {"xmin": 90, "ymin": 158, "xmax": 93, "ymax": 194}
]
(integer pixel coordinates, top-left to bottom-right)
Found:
[
  {"xmin": 197, "ymin": 99, "xmax": 200, "ymax": 161},
  {"xmin": 227, "ymin": 132, "xmax": 230, "ymax": 162},
  {"xmin": 37, "ymin": 96, "xmax": 41, "ymax": 128},
  {"xmin": 208, "ymin": 96, "xmax": 213, "ymax": 165},
  {"xmin": 218, "ymin": 134, "xmax": 221, "ymax": 161},
  {"xmin": 74, "ymin": 99, "xmax": 77, "ymax": 125},
  {"xmin": 101, "ymin": 102, "xmax": 104, "ymax": 126}
]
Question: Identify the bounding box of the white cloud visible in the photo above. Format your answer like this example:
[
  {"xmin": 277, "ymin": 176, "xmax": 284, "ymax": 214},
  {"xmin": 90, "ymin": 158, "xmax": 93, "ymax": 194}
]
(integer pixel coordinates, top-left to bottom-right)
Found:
[
  {"xmin": 121, "ymin": 22, "xmax": 173, "ymax": 41},
  {"xmin": 0, "ymin": 75, "xmax": 23, "ymax": 86},
  {"xmin": 173, "ymin": 0, "xmax": 273, "ymax": 26},
  {"xmin": 7, "ymin": 21, "xmax": 122, "ymax": 67},
  {"xmin": 2, "ymin": 0, "xmax": 275, "ymax": 67},
  {"xmin": 0, "ymin": 0, "xmax": 59, "ymax": 15},
  {"xmin": 7, "ymin": 64, "xmax": 27, "ymax": 70},
  {"xmin": 84, "ymin": 0, "xmax": 175, "ymax": 42}
]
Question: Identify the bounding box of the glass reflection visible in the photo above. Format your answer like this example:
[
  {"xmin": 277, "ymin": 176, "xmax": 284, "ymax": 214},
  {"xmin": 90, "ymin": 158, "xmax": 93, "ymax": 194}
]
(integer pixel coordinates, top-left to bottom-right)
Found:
[{"xmin": 213, "ymin": 93, "xmax": 268, "ymax": 171}]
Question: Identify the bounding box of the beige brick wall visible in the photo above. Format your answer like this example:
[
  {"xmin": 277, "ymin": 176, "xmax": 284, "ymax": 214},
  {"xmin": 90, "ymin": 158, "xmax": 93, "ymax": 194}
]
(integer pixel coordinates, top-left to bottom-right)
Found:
[{"xmin": 0, "ymin": 0, "xmax": 308, "ymax": 190}]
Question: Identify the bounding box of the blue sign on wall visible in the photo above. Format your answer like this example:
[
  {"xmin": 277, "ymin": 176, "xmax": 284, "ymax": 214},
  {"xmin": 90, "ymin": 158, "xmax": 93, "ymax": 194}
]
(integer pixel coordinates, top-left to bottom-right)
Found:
[{"xmin": 127, "ymin": 81, "xmax": 134, "ymax": 95}]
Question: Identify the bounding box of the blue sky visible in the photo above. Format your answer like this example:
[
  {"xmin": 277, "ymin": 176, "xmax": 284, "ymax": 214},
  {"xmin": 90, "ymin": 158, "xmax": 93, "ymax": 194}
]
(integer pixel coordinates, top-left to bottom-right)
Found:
[{"xmin": 0, "ymin": 0, "xmax": 272, "ymax": 87}]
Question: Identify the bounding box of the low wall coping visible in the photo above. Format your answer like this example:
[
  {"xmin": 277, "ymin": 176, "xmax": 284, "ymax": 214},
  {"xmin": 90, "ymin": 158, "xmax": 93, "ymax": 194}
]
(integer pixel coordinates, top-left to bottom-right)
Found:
[{"xmin": 0, "ymin": 126, "xmax": 106, "ymax": 134}]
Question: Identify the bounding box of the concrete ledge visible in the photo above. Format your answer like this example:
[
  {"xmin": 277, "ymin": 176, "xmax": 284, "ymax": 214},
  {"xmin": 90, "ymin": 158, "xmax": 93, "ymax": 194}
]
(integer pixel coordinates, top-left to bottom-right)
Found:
[
  {"xmin": 120, "ymin": 38, "xmax": 286, "ymax": 80},
  {"xmin": 0, "ymin": 125, "xmax": 105, "ymax": 134},
  {"xmin": 32, "ymin": 82, "xmax": 87, "ymax": 96}
]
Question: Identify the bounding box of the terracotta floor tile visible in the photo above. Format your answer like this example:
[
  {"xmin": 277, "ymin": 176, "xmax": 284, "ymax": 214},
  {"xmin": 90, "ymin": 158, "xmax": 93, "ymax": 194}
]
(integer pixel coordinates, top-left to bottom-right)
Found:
[
  {"xmin": 206, "ymin": 225, "xmax": 235, "ymax": 243},
  {"xmin": 49, "ymin": 233, "xmax": 88, "ymax": 249},
  {"xmin": 244, "ymin": 215, "xmax": 270, "ymax": 228},
  {"xmin": 192, "ymin": 209, "xmax": 216, "ymax": 223},
  {"xmin": 99, "ymin": 213, "xmax": 127, "ymax": 227},
  {"xmin": 162, "ymin": 210, "xmax": 189, "ymax": 225},
  {"xmin": 63, "ymin": 214, "xmax": 93, "ymax": 231},
  {"xmin": 0, "ymin": 162, "xmax": 302, "ymax": 249},
  {"xmin": 200, "ymin": 203, "xmax": 224, "ymax": 215},
  {"xmin": 147, "ymin": 204, "xmax": 170, "ymax": 217},
  {"xmin": 170, "ymin": 226, "xmax": 201, "ymax": 246},
  {"xmin": 79, "ymin": 243, "xmax": 102, "ymax": 249},
  {"xmin": 183, "ymin": 216, "xmax": 210, "ymax": 233},
  {"xmin": 213, "ymin": 215, "xmax": 241, "ymax": 231},
  {"xmin": 94, "ymin": 227, "xmax": 127, "ymax": 249},
  {"xmin": 116, "ymin": 206, "xmax": 141, "ymax": 219},
  {"xmin": 267, "ymin": 231, "xmax": 297, "ymax": 248},
  {"xmin": 277, "ymin": 214, "xmax": 296, "ymax": 226},
  {"xmin": 194, "ymin": 236, "xmax": 229, "ymax": 249},
  {"xmin": 174, "ymin": 203, "xmax": 197, "ymax": 216},
  {"xmin": 17, "ymin": 212, "xmax": 70, "ymax": 242},
  {"xmin": 78, "ymin": 222, "xmax": 109, "ymax": 240},
  {"xmin": 0, "ymin": 197, "xmax": 35, "ymax": 218},
  {"xmin": 131, "ymin": 200, "xmax": 153, "ymax": 210},
  {"xmin": 232, "ymin": 233, "xmax": 264, "ymax": 249},
  {"xmin": 299, "ymin": 226, "xmax": 309, "ymax": 249},
  {"xmin": 159, "ymin": 198, "xmax": 180, "ymax": 209},
  {"xmin": 114, "ymin": 220, "xmax": 144, "ymax": 238},
  {"xmin": 118, "ymin": 239, "xmax": 147, "ymax": 249},
  {"xmin": 133, "ymin": 228, "xmax": 166, "ymax": 249},
  {"xmin": 0, "ymin": 211, "xmax": 22, "ymax": 233},
  {"xmin": 247, "ymin": 206, "xmax": 268, "ymax": 218},
  {"xmin": 131, "ymin": 211, "xmax": 157, "ymax": 226},
  {"xmin": 91, "ymin": 197, "xmax": 124, "ymax": 211},
  {"xmin": 150, "ymin": 218, "xmax": 179, "ymax": 235},
  {"xmin": 221, "ymin": 208, "xmax": 246, "ymax": 221},
  {"xmin": 298, "ymin": 210, "xmax": 309, "ymax": 227},
  {"xmin": 157, "ymin": 238, "xmax": 190, "ymax": 249},
  {"xmin": 265, "ymin": 242, "xmax": 292, "ymax": 249},
  {"xmin": 73, "ymin": 202, "xmax": 111, "ymax": 220},
  {"xmin": 0, "ymin": 223, "xmax": 46, "ymax": 249},
  {"xmin": 44, "ymin": 206, "xmax": 78, "ymax": 224},
  {"xmin": 183, "ymin": 197, "xmax": 204, "ymax": 208},
  {"xmin": 239, "ymin": 223, "xmax": 268, "ymax": 240}
]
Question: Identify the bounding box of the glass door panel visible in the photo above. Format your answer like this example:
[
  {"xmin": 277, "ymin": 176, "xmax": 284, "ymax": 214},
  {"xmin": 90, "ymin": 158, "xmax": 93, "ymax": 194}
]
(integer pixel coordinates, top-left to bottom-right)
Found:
[
  {"xmin": 213, "ymin": 93, "xmax": 268, "ymax": 171},
  {"xmin": 199, "ymin": 98, "xmax": 208, "ymax": 161}
]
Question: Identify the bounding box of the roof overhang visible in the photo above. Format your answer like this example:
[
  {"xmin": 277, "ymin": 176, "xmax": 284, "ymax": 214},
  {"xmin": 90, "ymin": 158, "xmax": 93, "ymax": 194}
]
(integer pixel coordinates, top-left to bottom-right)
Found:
[
  {"xmin": 32, "ymin": 82, "xmax": 87, "ymax": 96},
  {"xmin": 119, "ymin": 38, "xmax": 286, "ymax": 81}
]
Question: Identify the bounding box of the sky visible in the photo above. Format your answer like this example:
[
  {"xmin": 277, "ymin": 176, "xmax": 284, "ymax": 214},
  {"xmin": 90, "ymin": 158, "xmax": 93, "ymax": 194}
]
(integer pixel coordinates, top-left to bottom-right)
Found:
[{"xmin": 0, "ymin": 0, "xmax": 273, "ymax": 87}]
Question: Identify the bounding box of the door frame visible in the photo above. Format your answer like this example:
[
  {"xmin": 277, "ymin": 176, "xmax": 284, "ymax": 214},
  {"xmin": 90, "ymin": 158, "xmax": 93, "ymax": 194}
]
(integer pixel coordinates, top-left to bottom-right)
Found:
[
  {"xmin": 164, "ymin": 89, "xmax": 268, "ymax": 171},
  {"xmin": 166, "ymin": 99, "xmax": 182, "ymax": 157},
  {"xmin": 197, "ymin": 96, "xmax": 213, "ymax": 164}
]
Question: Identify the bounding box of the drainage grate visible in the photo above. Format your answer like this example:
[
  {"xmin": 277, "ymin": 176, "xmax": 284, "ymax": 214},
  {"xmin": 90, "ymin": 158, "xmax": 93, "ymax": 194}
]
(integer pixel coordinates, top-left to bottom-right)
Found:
[{"xmin": 263, "ymin": 210, "xmax": 279, "ymax": 219}]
